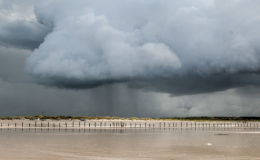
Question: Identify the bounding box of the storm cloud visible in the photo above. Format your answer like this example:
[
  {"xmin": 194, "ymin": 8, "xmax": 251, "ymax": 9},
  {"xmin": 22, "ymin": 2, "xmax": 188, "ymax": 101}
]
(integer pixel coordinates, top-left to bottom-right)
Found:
[
  {"xmin": 0, "ymin": 0, "xmax": 50, "ymax": 49},
  {"xmin": 24, "ymin": 0, "xmax": 260, "ymax": 94},
  {"xmin": 1, "ymin": 0, "xmax": 260, "ymax": 117},
  {"xmin": 0, "ymin": 0, "xmax": 260, "ymax": 95}
]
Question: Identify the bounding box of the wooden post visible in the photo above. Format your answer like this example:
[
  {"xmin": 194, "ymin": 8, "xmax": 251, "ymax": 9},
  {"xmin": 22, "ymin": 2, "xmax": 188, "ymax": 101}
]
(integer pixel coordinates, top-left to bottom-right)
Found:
[{"xmin": 22, "ymin": 122, "xmax": 23, "ymax": 128}]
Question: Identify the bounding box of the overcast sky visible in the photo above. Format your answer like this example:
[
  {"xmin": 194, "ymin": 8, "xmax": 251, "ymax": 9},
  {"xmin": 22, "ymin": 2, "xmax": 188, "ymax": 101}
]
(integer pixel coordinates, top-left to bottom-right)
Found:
[{"xmin": 1, "ymin": 0, "xmax": 260, "ymax": 117}]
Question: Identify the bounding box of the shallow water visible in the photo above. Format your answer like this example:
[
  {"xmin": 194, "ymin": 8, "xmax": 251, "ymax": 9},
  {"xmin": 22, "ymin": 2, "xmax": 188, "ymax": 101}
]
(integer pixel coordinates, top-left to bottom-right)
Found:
[{"xmin": 0, "ymin": 128, "xmax": 260, "ymax": 160}]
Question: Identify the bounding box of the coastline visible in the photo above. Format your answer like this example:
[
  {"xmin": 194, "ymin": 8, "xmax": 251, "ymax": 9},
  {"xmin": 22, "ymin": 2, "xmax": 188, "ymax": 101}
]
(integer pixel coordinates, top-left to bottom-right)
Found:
[{"xmin": 1, "ymin": 119, "xmax": 259, "ymax": 129}]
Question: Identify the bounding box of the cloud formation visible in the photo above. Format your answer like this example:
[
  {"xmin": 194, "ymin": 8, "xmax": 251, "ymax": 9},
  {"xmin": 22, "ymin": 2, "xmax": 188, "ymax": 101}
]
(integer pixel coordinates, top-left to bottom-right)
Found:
[
  {"xmin": 26, "ymin": 0, "xmax": 181, "ymax": 86},
  {"xmin": 0, "ymin": 0, "xmax": 50, "ymax": 49},
  {"xmin": 1, "ymin": 0, "xmax": 260, "ymax": 95}
]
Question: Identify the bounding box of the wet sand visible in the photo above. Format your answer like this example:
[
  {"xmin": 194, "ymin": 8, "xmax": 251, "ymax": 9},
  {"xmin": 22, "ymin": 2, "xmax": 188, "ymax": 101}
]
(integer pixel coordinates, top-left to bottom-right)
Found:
[{"xmin": 0, "ymin": 128, "xmax": 260, "ymax": 160}]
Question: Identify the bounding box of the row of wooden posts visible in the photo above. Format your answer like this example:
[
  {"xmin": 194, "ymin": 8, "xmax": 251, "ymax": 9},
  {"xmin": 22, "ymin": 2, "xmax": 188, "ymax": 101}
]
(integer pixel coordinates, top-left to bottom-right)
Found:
[{"xmin": 0, "ymin": 121, "xmax": 259, "ymax": 129}]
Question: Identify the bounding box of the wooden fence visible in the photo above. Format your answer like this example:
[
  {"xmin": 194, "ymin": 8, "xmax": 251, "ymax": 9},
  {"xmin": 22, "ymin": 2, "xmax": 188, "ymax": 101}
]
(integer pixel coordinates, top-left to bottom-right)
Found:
[{"xmin": 0, "ymin": 120, "xmax": 259, "ymax": 130}]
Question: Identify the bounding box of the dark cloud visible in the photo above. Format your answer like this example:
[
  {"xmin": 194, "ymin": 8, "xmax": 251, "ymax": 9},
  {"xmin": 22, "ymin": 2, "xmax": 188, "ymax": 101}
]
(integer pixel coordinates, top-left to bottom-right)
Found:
[
  {"xmin": 1, "ymin": 75, "xmax": 260, "ymax": 117},
  {"xmin": 1, "ymin": 1, "xmax": 260, "ymax": 94},
  {"xmin": 1, "ymin": 0, "xmax": 260, "ymax": 117},
  {"xmin": 0, "ymin": 46, "xmax": 164, "ymax": 117},
  {"xmin": 0, "ymin": 79, "xmax": 167, "ymax": 117},
  {"xmin": 0, "ymin": 46, "xmax": 32, "ymax": 82},
  {"xmin": 22, "ymin": 0, "xmax": 260, "ymax": 95},
  {"xmin": 0, "ymin": 0, "xmax": 51, "ymax": 50},
  {"xmin": 0, "ymin": 20, "xmax": 50, "ymax": 50},
  {"xmin": 128, "ymin": 72, "xmax": 260, "ymax": 96},
  {"xmin": 0, "ymin": 47, "xmax": 260, "ymax": 117}
]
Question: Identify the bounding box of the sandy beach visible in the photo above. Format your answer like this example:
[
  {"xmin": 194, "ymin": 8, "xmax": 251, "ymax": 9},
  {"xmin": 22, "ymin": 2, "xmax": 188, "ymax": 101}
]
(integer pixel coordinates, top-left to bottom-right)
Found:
[
  {"xmin": 1, "ymin": 120, "xmax": 260, "ymax": 159},
  {"xmin": 1, "ymin": 127, "xmax": 260, "ymax": 160}
]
